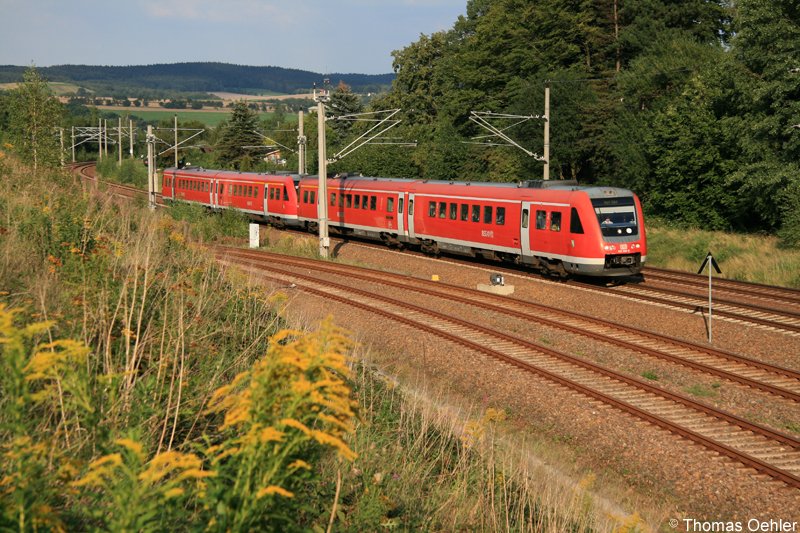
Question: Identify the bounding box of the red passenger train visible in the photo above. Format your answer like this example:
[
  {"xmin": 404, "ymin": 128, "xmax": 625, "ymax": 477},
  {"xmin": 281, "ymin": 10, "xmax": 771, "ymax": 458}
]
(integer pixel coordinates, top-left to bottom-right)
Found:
[{"xmin": 162, "ymin": 167, "xmax": 647, "ymax": 278}]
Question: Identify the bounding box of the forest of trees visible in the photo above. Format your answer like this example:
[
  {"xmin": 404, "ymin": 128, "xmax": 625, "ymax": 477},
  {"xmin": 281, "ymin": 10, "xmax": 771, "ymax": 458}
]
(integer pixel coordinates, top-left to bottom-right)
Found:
[
  {"xmin": 0, "ymin": 62, "xmax": 394, "ymax": 95},
  {"xmin": 327, "ymin": 0, "xmax": 799, "ymax": 246}
]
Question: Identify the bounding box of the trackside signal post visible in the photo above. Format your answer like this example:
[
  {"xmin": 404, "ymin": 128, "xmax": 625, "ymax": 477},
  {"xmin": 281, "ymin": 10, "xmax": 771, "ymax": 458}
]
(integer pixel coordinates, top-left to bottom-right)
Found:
[{"xmin": 697, "ymin": 251, "xmax": 722, "ymax": 343}]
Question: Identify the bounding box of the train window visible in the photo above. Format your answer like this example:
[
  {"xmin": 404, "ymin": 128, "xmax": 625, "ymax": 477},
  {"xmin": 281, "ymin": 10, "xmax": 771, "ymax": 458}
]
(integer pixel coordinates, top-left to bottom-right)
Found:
[
  {"xmin": 536, "ymin": 210, "xmax": 547, "ymax": 230},
  {"xmin": 387, "ymin": 197, "xmax": 394, "ymax": 213},
  {"xmin": 398, "ymin": 198, "xmax": 404, "ymax": 214},
  {"xmin": 429, "ymin": 201, "xmax": 436, "ymax": 217},
  {"xmin": 522, "ymin": 209, "xmax": 529, "ymax": 228},
  {"xmin": 354, "ymin": 195, "xmax": 361, "ymax": 209},
  {"xmin": 570, "ymin": 207, "xmax": 584, "ymax": 234},
  {"xmin": 460, "ymin": 204, "xmax": 469, "ymax": 221},
  {"xmin": 339, "ymin": 194, "xmax": 344, "ymax": 207},
  {"xmin": 346, "ymin": 194, "xmax": 352, "ymax": 208},
  {"xmin": 220, "ymin": 184, "xmax": 225, "ymax": 194},
  {"xmin": 330, "ymin": 193, "xmax": 336, "ymax": 206},
  {"xmin": 310, "ymin": 191, "xmax": 316, "ymax": 204},
  {"xmin": 496, "ymin": 207, "xmax": 505, "ymax": 225},
  {"xmin": 438, "ymin": 202, "xmax": 447, "ymax": 218},
  {"xmin": 484, "ymin": 206, "xmax": 493, "ymax": 224},
  {"xmin": 283, "ymin": 187, "xmax": 289, "ymax": 201},
  {"xmin": 370, "ymin": 196, "xmax": 377, "ymax": 210},
  {"xmin": 409, "ymin": 199, "xmax": 414, "ymax": 215},
  {"xmin": 472, "ymin": 205, "xmax": 480, "ymax": 222},
  {"xmin": 551, "ymin": 212, "xmax": 562, "ymax": 232},
  {"xmin": 449, "ymin": 203, "xmax": 457, "ymax": 220},
  {"xmin": 303, "ymin": 190, "xmax": 309, "ymax": 203}
]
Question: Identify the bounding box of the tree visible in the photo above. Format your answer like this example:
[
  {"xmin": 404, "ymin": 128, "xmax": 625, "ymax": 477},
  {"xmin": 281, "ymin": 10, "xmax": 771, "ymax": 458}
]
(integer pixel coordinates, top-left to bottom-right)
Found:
[
  {"xmin": 215, "ymin": 101, "xmax": 263, "ymax": 170},
  {"xmin": 8, "ymin": 66, "xmax": 63, "ymax": 171},
  {"xmin": 328, "ymin": 82, "xmax": 363, "ymax": 136}
]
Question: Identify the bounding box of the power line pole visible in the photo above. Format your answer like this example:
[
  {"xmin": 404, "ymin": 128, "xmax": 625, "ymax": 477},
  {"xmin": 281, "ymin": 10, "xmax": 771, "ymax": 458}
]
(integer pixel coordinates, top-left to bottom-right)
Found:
[
  {"xmin": 71, "ymin": 126, "xmax": 75, "ymax": 163},
  {"xmin": 147, "ymin": 125, "xmax": 156, "ymax": 210},
  {"xmin": 543, "ymin": 84, "xmax": 550, "ymax": 180},
  {"xmin": 174, "ymin": 115, "xmax": 179, "ymax": 168},
  {"xmin": 315, "ymin": 88, "xmax": 330, "ymax": 258},
  {"xmin": 129, "ymin": 119, "xmax": 134, "ymax": 158},
  {"xmin": 298, "ymin": 110, "xmax": 306, "ymax": 175},
  {"xmin": 59, "ymin": 128, "xmax": 65, "ymax": 167},
  {"xmin": 98, "ymin": 119, "xmax": 103, "ymax": 160},
  {"xmin": 118, "ymin": 117, "xmax": 123, "ymax": 166}
]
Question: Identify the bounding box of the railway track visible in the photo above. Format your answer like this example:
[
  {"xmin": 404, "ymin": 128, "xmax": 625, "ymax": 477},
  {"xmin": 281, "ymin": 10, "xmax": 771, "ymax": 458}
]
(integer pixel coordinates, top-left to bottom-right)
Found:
[
  {"xmin": 643, "ymin": 266, "xmax": 800, "ymax": 312},
  {"xmin": 294, "ymin": 231, "xmax": 800, "ymax": 336},
  {"xmin": 218, "ymin": 246, "xmax": 800, "ymax": 404},
  {"xmin": 72, "ymin": 161, "xmax": 163, "ymax": 203},
  {"xmin": 214, "ymin": 246, "xmax": 800, "ymax": 489}
]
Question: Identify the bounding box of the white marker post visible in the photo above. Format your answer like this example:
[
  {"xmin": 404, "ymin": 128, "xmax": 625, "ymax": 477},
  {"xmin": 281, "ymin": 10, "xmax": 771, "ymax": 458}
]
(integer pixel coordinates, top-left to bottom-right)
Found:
[
  {"xmin": 249, "ymin": 223, "xmax": 260, "ymax": 249},
  {"xmin": 697, "ymin": 251, "xmax": 722, "ymax": 343}
]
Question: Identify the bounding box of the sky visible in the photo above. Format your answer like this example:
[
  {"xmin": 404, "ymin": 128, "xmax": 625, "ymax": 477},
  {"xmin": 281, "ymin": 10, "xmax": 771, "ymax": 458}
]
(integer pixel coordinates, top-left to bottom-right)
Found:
[{"xmin": 0, "ymin": 0, "xmax": 466, "ymax": 74}]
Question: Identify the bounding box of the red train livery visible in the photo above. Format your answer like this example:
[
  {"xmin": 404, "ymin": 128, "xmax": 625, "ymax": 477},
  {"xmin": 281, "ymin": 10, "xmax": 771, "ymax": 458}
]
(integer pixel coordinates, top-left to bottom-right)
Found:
[{"xmin": 162, "ymin": 167, "xmax": 646, "ymax": 278}]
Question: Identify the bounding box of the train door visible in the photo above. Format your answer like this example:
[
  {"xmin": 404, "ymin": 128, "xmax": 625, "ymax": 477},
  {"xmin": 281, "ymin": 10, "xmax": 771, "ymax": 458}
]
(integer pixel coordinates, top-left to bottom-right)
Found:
[
  {"xmin": 211, "ymin": 179, "xmax": 217, "ymax": 208},
  {"xmin": 396, "ymin": 194, "xmax": 405, "ymax": 235},
  {"xmin": 407, "ymin": 194, "xmax": 416, "ymax": 239},
  {"xmin": 263, "ymin": 184, "xmax": 269, "ymax": 217},
  {"xmin": 521, "ymin": 202, "xmax": 532, "ymax": 258}
]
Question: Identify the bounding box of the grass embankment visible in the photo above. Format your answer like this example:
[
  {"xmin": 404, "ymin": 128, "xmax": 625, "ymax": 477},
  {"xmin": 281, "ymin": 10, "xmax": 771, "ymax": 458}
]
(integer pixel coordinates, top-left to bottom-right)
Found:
[
  {"xmin": 1, "ymin": 156, "xmax": 640, "ymax": 531},
  {"xmin": 645, "ymin": 218, "xmax": 800, "ymax": 288}
]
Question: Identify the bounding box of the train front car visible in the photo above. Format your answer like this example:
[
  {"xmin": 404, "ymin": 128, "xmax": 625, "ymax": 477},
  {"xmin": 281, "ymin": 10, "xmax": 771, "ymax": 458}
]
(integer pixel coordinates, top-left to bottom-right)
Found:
[{"xmin": 569, "ymin": 187, "xmax": 646, "ymax": 277}]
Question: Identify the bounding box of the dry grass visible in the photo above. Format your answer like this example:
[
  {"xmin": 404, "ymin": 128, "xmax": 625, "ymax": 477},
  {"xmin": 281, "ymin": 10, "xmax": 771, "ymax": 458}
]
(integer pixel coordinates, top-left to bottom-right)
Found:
[{"xmin": 645, "ymin": 220, "xmax": 800, "ymax": 288}]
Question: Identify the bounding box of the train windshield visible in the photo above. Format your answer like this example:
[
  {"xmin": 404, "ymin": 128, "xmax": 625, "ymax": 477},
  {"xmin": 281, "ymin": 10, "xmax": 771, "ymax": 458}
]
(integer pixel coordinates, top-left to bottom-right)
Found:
[{"xmin": 592, "ymin": 197, "xmax": 638, "ymax": 237}]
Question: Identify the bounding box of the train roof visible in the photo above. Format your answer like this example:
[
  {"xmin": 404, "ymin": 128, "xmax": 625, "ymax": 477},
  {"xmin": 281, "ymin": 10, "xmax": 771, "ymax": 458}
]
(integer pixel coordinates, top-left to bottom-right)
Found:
[
  {"xmin": 301, "ymin": 175, "xmax": 637, "ymax": 200},
  {"xmin": 165, "ymin": 167, "xmax": 300, "ymax": 182},
  {"xmin": 166, "ymin": 168, "xmax": 637, "ymax": 199}
]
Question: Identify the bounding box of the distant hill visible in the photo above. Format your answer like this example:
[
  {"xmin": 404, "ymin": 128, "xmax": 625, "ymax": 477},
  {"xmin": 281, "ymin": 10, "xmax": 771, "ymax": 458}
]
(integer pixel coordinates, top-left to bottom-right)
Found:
[{"xmin": 0, "ymin": 62, "xmax": 394, "ymax": 95}]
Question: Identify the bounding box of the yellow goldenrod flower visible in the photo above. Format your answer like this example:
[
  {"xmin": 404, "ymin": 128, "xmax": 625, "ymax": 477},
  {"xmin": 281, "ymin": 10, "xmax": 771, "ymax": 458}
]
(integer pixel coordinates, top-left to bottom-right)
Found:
[
  {"xmin": 256, "ymin": 485, "xmax": 294, "ymax": 499},
  {"xmin": 311, "ymin": 430, "xmax": 356, "ymax": 461},
  {"xmin": 280, "ymin": 418, "xmax": 312, "ymax": 436},
  {"xmin": 115, "ymin": 438, "xmax": 145, "ymax": 461},
  {"xmin": 163, "ymin": 487, "xmax": 185, "ymax": 499},
  {"xmin": 288, "ymin": 459, "xmax": 312, "ymax": 471},
  {"xmin": 258, "ymin": 427, "xmax": 285, "ymax": 443}
]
